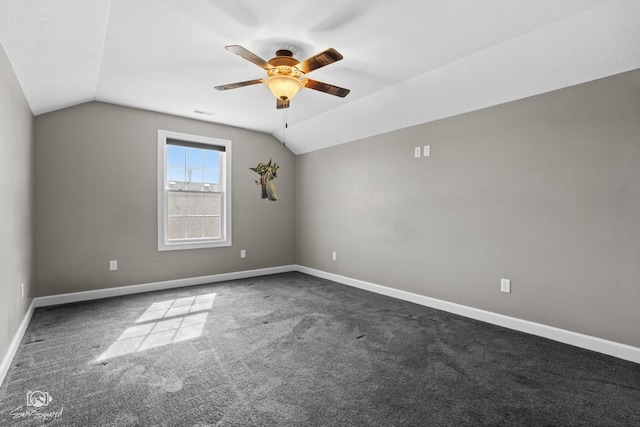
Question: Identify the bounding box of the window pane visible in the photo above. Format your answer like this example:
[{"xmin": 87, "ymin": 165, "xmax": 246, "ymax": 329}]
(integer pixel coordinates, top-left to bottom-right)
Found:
[
  {"xmin": 186, "ymin": 217, "xmax": 203, "ymax": 238},
  {"xmin": 168, "ymin": 167, "xmax": 185, "ymax": 183},
  {"xmin": 204, "ymin": 169, "xmax": 219, "ymax": 184},
  {"xmin": 186, "ymin": 148, "xmax": 202, "ymax": 168},
  {"xmin": 168, "ymin": 192, "xmax": 187, "ymax": 216},
  {"xmin": 167, "ymin": 145, "xmax": 185, "ymax": 167},
  {"xmin": 204, "ymin": 193, "xmax": 221, "ymax": 215},
  {"xmin": 204, "ymin": 216, "xmax": 220, "ymax": 238},
  {"xmin": 188, "ymin": 168, "xmax": 204, "ymax": 185},
  {"xmin": 203, "ymin": 150, "xmax": 218, "ymax": 168},
  {"xmin": 168, "ymin": 217, "xmax": 186, "ymax": 240},
  {"xmin": 187, "ymin": 193, "xmax": 204, "ymax": 215}
]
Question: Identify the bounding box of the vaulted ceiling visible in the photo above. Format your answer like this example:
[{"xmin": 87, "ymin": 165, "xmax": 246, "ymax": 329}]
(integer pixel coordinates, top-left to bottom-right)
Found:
[{"xmin": 1, "ymin": 0, "xmax": 639, "ymax": 154}]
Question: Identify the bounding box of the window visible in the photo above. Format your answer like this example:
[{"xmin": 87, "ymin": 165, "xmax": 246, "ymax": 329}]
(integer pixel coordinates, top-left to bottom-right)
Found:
[{"xmin": 158, "ymin": 130, "xmax": 231, "ymax": 250}]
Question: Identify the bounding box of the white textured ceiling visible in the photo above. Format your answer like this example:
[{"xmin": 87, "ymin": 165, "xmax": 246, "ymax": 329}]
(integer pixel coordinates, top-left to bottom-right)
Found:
[{"xmin": 1, "ymin": 0, "xmax": 639, "ymax": 154}]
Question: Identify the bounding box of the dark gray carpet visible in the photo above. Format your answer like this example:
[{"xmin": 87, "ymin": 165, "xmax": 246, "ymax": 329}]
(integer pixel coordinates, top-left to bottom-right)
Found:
[{"xmin": 1, "ymin": 272, "xmax": 639, "ymax": 426}]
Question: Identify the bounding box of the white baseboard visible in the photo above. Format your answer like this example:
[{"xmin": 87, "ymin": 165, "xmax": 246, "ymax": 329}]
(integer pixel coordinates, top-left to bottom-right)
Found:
[
  {"xmin": 0, "ymin": 300, "xmax": 35, "ymax": 387},
  {"xmin": 296, "ymin": 265, "xmax": 640, "ymax": 365},
  {"xmin": 33, "ymin": 265, "xmax": 297, "ymax": 308}
]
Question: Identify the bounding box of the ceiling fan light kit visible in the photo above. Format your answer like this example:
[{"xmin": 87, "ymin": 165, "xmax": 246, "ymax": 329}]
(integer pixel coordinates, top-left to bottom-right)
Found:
[
  {"xmin": 265, "ymin": 75, "xmax": 306, "ymax": 101},
  {"xmin": 215, "ymin": 45, "xmax": 350, "ymax": 109}
]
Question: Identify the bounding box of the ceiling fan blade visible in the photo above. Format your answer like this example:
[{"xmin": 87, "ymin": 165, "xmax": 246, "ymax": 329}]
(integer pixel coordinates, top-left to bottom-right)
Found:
[
  {"xmin": 296, "ymin": 48, "xmax": 343, "ymax": 74},
  {"xmin": 214, "ymin": 79, "xmax": 264, "ymax": 91},
  {"xmin": 304, "ymin": 79, "xmax": 350, "ymax": 98},
  {"xmin": 225, "ymin": 45, "xmax": 273, "ymax": 69},
  {"xmin": 276, "ymin": 98, "xmax": 290, "ymax": 109}
]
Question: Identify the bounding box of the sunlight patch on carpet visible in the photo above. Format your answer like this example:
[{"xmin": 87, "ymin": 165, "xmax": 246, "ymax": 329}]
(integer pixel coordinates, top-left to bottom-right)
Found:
[
  {"xmin": 95, "ymin": 293, "xmax": 216, "ymax": 361},
  {"xmin": 136, "ymin": 293, "xmax": 217, "ymax": 322}
]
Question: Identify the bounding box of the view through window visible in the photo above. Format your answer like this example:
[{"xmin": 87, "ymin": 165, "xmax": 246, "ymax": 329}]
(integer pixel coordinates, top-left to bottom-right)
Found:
[{"xmin": 167, "ymin": 143, "xmax": 221, "ymax": 240}]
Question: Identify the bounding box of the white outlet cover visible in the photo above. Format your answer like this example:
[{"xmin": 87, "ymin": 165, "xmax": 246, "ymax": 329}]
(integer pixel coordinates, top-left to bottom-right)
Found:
[
  {"xmin": 424, "ymin": 145, "xmax": 430, "ymax": 157},
  {"xmin": 501, "ymin": 278, "xmax": 511, "ymax": 293},
  {"xmin": 414, "ymin": 147, "xmax": 421, "ymax": 158}
]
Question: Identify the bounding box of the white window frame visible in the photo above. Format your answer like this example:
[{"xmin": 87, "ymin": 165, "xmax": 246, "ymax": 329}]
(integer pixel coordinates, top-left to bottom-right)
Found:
[{"xmin": 157, "ymin": 129, "xmax": 232, "ymax": 251}]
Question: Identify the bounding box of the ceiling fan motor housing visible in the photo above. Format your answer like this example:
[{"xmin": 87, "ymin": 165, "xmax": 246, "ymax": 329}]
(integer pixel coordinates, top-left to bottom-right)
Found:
[
  {"xmin": 267, "ymin": 50, "xmax": 304, "ymax": 79},
  {"xmin": 275, "ymin": 49, "xmax": 294, "ymax": 58}
]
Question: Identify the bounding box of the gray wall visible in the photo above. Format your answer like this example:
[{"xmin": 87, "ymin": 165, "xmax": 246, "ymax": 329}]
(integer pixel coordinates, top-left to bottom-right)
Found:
[
  {"xmin": 0, "ymin": 44, "xmax": 34, "ymax": 361},
  {"xmin": 296, "ymin": 69, "xmax": 640, "ymax": 348},
  {"xmin": 34, "ymin": 102, "xmax": 295, "ymax": 296}
]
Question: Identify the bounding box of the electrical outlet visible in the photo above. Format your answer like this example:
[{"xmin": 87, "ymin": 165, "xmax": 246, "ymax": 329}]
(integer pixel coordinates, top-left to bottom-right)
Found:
[
  {"xmin": 332, "ymin": 251, "xmax": 337, "ymax": 261},
  {"xmin": 423, "ymin": 145, "xmax": 430, "ymax": 157},
  {"xmin": 240, "ymin": 249, "xmax": 246, "ymax": 258},
  {"xmin": 414, "ymin": 147, "xmax": 421, "ymax": 158},
  {"xmin": 110, "ymin": 260, "xmax": 118, "ymax": 271},
  {"xmin": 501, "ymin": 278, "xmax": 511, "ymax": 293},
  {"xmin": 21, "ymin": 283, "xmax": 24, "ymax": 299}
]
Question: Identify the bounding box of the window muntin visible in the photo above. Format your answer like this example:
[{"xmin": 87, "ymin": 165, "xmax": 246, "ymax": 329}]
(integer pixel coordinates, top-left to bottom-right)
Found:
[{"xmin": 158, "ymin": 130, "xmax": 231, "ymax": 250}]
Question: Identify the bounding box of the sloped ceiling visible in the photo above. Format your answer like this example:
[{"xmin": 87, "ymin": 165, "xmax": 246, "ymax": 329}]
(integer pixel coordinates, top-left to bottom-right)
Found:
[{"xmin": 1, "ymin": 0, "xmax": 639, "ymax": 154}]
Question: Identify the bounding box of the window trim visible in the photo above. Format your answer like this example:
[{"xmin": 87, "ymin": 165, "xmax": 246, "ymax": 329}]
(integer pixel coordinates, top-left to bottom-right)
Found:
[{"xmin": 157, "ymin": 129, "xmax": 232, "ymax": 251}]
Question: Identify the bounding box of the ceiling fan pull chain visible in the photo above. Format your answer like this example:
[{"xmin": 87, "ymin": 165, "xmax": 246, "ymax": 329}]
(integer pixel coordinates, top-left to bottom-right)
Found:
[{"xmin": 282, "ymin": 109, "xmax": 287, "ymax": 148}]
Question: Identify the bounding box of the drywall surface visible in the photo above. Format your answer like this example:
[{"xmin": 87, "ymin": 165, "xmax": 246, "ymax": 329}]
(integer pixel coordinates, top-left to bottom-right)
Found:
[
  {"xmin": 34, "ymin": 102, "xmax": 295, "ymax": 296},
  {"xmin": 296, "ymin": 69, "xmax": 640, "ymax": 347},
  {"xmin": 0, "ymin": 44, "xmax": 34, "ymax": 362}
]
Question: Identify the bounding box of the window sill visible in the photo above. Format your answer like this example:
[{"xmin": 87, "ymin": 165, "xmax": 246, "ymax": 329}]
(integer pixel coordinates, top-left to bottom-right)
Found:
[{"xmin": 158, "ymin": 239, "xmax": 232, "ymax": 251}]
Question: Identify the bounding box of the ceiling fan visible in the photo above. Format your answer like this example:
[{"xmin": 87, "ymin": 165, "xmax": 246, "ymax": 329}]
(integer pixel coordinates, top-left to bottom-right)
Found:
[{"xmin": 214, "ymin": 45, "xmax": 350, "ymax": 109}]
